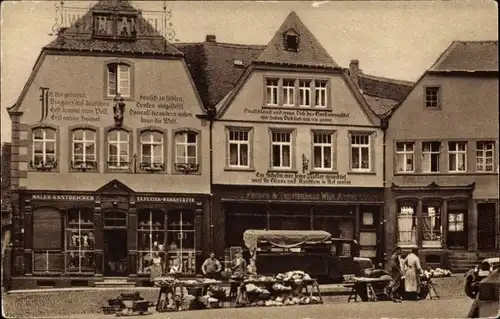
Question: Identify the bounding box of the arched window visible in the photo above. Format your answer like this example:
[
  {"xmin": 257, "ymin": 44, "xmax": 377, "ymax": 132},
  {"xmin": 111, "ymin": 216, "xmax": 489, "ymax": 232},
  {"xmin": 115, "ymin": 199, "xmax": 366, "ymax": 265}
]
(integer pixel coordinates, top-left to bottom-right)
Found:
[
  {"xmin": 107, "ymin": 129, "xmax": 130, "ymax": 169},
  {"xmin": 32, "ymin": 127, "xmax": 57, "ymax": 167},
  {"xmin": 107, "ymin": 63, "xmax": 130, "ymax": 97},
  {"xmin": 72, "ymin": 129, "xmax": 97, "ymax": 169},
  {"xmin": 140, "ymin": 130, "xmax": 164, "ymax": 171}
]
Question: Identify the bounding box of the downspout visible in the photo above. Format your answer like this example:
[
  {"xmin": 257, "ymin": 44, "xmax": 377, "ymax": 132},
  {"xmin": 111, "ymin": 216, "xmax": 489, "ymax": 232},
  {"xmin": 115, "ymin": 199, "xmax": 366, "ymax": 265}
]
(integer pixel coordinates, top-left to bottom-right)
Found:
[
  {"xmin": 207, "ymin": 107, "xmax": 216, "ymax": 253},
  {"xmin": 381, "ymin": 116, "xmax": 389, "ymax": 266}
]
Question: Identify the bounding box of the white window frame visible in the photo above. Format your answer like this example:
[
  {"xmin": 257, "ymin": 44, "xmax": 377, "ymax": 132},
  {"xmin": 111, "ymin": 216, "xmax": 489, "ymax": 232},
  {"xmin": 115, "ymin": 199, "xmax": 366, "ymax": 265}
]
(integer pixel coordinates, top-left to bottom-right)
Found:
[
  {"xmin": 422, "ymin": 141, "xmax": 441, "ymax": 173},
  {"xmin": 137, "ymin": 210, "xmax": 165, "ymax": 274},
  {"xmin": 422, "ymin": 204, "xmax": 442, "ymax": 248},
  {"xmin": 397, "ymin": 205, "xmax": 418, "ymax": 247},
  {"xmin": 72, "ymin": 129, "xmax": 96, "ymax": 165},
  {"xmin": 271, "ymin": 131, "xmax": 292, "ymax": 169},
  {"xmin": 312, "ymin": 132, "xmax": 333, "ymax": 170},
  {"xmin": 175, "ymin": 131, "xmax": 198, "ymax": 165},
  {"xmin": 299, "ymin": 80, "xmax": 311, "ymax": 107},
  {"xmin": 266, "ymin": 79, "xmax": 279, "ymax": 106},
  {"xmin": 228, "ymin": 129, "xmax": 250, "ymax": 168},
  {"xmin": 448, "ymin": 141, "xmax": 467, "ymax": 172},
  {"xmin": 425, "ymin": 86, "xmax": 441, "ymax": 108},
  {"xmin": 107, "ymin": 63, "xmax": 130, "ymax": 98},
  {"xmin": 282, "ymin": 79, "xmax": 295, "ymax": 107},
  {"xmin": 350, "ymin": 134, "xmax": 370, "ymax": 171},
  {"xmin": 107, "ymin": 130, "xmax": 130, "ymax": 169},
  {"xmin": 66, "ymin": 209, "xmax": 94, "ymax": 273},
  {"xmin": 32, "ymin": 128, "xmax": 57, "ymax": 165},
  {"xmin": 314, "ymin": 80, "xmax": 327, "ymax": 108},
  {"xmin": 476, "ymin": 141, "xmax": 494, "ymax": 172},
  {"xmin": 395, "ymin": 142, "xmax": 414, "ymax": 173},
  {"xmin": 140, "ymin": 131, "xmax": 164, "ymax": 168}
]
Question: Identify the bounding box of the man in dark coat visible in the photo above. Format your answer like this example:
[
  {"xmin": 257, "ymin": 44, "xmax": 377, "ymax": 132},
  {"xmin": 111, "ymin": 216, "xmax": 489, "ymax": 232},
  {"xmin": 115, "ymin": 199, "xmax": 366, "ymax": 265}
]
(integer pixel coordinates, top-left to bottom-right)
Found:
[{"xmin": 386, "ymin": 246, "xmax": 403, "ymax": 302}]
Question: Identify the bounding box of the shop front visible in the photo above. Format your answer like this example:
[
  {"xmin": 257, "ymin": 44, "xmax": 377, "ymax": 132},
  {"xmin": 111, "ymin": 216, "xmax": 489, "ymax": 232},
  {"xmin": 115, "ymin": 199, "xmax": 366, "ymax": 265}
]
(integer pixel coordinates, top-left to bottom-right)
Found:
[
  {"xmin": 212, "ymin": 185, "xmax": 385, "ymax": 264},
  {"xmin": 10, "ymin": 180, "xmax": 208, "ymax": 290}
]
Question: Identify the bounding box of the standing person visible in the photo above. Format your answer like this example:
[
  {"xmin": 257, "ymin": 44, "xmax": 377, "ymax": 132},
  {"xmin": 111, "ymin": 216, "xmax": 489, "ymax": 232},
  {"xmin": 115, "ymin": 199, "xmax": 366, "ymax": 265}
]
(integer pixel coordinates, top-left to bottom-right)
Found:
[
  {"xmin": 231, "ymin": 251, "xmax": 247, "ymax": 278},
  {"xmin": 201, "ymin": 252, "xmax": 222, "ymax": 279},
  {"xmin": 386, "ymin": 246, "xmax": 403, "ymax": 302},
  {"xmin": 149, "ymin": 251, "xmax": 163, "ymax": 284},
  {"xmin": 404, "ymin": 248, "xmax": 423, "ymax": 300}
]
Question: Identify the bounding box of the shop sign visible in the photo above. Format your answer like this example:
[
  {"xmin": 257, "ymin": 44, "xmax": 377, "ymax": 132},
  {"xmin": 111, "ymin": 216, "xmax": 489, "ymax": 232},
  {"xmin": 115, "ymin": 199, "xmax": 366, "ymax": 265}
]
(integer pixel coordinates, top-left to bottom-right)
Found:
[
  {"xmin": 251, "ymin": 171, "xmax": 352, "ymax": 185},
  {"xmin": 136, "ymin": 196, "xmax": 196, "ymax": 203},
  {"xmin": 31, "ymin": 194, "xmax": 94, "ymax": 201},
  {"xmin": 222, "ymin": 190, "xmax": 382, "ymax": 203}
]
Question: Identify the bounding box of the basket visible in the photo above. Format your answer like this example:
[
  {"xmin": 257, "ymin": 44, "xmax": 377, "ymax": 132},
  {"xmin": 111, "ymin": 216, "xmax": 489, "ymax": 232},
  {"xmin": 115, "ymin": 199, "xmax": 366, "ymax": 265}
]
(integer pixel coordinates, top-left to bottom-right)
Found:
[{"xmin": 186, "ymin": 286, "xmax": 203, "ymax": 297}]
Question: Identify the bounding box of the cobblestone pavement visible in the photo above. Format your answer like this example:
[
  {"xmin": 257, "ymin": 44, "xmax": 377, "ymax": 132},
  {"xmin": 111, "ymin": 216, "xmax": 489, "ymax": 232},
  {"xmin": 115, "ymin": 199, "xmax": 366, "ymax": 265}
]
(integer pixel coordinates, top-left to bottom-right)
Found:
[{"xmin": 52, "ymin": 296, "xmax": 474, "ymax": 319}]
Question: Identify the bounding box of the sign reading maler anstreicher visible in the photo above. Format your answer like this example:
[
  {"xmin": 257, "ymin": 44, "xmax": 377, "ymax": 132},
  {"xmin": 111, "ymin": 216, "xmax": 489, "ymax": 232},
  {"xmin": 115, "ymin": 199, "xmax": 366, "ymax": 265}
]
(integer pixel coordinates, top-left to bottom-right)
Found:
[{"xmin": 32, "ymin": 194, "xmax": 95, "ymax": 201}]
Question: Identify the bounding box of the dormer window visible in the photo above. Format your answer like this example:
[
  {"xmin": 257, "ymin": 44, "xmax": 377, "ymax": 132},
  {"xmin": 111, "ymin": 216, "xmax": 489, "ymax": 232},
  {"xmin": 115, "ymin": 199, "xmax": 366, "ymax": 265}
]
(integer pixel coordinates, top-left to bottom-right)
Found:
[
  {"xmin": 93, "ymin": 13, "xmax": 137, "ymax": 38},
  {"xmin": 283, "ymin": 30, "xmax": 300, "ymax": 52}
]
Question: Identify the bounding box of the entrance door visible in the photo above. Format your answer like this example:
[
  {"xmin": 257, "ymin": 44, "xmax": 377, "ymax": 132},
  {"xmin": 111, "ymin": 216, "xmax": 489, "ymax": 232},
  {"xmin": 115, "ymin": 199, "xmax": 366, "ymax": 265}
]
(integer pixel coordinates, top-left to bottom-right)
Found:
[
  {"xmin": 477, "ymin": 203, "xmax": 496, "ymax": 251},
  {"xmin": 104, "ymin": 229, "xmax": 128, "ymax": 276}
]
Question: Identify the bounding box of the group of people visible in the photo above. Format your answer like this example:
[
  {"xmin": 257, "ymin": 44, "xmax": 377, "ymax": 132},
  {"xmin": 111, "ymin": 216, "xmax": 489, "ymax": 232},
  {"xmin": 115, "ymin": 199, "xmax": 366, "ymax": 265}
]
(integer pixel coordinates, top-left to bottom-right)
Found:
[
  {"xmin": 386, "ymin": 246, "xmax": 423, "ymax": 302},
  {"xmin": 201, "ymin": 248, "xmax": 253, "ymax": 279}
]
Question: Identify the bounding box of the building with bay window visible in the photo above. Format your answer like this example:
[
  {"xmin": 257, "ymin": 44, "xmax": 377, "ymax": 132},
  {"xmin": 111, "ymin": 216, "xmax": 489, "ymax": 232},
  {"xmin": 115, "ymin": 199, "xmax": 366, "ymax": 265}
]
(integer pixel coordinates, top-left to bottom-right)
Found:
[
  {"xmin": 7, "ymin": 0, "xmax": 210, "ymax": 290},
  {"xmin": 385, "ymin": 41, "xmax": 499, "ymax": 272}
]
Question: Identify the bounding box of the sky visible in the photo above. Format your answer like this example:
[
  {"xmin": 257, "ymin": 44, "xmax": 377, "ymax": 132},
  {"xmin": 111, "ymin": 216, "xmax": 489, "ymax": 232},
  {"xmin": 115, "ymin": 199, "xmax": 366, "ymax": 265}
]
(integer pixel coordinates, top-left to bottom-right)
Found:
[{"xmin": 1, "ymin": 0, "xmax": 498, "ymax": 143}]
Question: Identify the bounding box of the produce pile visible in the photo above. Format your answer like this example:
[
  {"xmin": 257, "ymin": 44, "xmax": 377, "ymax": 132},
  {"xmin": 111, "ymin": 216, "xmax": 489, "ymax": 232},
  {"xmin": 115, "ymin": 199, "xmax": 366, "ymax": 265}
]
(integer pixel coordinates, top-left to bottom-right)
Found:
[
  {"xmin": 154, "ymin": 276, "xmax": 220, "ymax": 287},
  {"xmin": 423, "ymin": 268, "xmax": 452, "ymax": 278}
]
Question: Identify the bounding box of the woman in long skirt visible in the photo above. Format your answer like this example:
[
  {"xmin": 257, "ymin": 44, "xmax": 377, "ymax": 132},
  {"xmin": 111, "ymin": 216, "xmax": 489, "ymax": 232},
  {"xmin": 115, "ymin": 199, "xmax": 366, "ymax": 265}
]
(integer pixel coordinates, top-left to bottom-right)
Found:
[
  {"xmin": 404, "ymin": 247, "xmax": 423, "ymax": 300},
  {"xmin": 149, "ymin": 251, "xmax": 163, "ymax": 283}
]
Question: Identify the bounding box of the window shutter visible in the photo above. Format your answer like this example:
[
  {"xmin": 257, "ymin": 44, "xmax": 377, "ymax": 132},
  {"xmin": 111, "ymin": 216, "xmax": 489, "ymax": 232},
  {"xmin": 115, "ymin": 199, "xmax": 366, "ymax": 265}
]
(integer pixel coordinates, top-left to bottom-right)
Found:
[
  {"xmin": 118, "ymin": 65, "xmax": 130, "ymax": 97},
  {"xmin": 33, "ymin": 208, "xmax": 62, "ymax": 250}
]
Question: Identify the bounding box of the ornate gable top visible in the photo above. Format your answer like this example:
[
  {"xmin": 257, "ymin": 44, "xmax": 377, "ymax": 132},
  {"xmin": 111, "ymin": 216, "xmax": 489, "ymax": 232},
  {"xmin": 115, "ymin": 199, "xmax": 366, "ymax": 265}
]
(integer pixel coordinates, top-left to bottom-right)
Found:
[
  {"xmin": 97, "ymin": 179, "xmax": 135, "ymax": 194},
  {"xmin": 255, "ymin": 11, "xmax": 340, "ymax": 69}
]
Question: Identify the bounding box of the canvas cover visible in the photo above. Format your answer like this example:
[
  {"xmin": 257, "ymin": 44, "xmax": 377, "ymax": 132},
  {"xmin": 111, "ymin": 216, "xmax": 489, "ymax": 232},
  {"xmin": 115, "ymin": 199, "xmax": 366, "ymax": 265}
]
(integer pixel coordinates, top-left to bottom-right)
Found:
[{"xmin": 243, "ymin": 229, "xmax": 332, "ymax": 251}]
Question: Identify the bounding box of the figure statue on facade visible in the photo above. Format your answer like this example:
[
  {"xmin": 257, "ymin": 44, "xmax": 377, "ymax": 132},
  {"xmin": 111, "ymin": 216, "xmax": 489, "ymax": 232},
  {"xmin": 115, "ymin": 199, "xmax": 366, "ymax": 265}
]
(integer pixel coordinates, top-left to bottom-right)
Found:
[{"xmin": 113, "ymin": 93, "xmax": 125, "ymax": 127}]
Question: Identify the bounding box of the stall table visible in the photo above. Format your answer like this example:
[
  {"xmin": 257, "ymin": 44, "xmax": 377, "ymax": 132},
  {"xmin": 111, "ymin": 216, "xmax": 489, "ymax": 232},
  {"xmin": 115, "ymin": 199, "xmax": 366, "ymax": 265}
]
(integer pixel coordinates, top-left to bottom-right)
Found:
[{"xmin": 156, "ymin": 280, "xmax": 223, "ymax": 312}]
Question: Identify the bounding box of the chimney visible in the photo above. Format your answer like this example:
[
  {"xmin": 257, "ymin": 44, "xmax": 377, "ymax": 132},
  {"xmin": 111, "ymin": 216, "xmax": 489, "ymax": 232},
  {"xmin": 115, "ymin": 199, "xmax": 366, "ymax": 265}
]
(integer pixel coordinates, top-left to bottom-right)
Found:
[
  {"xmin": 205, "ymin": 35, "xmax": 216, "ymax": 42},
  {"xmin": 349, "ymin": 59, "xmax": 362, "ymax": 88}
]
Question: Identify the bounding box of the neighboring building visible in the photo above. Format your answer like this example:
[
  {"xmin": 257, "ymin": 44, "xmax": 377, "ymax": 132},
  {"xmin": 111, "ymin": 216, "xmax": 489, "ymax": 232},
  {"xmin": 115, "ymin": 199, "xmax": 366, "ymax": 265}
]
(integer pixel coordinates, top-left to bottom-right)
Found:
[
  {"xmin": 385, "ymin": 41, "xmax": 499, "ymax": 271},
  {"xmin": 179, "ymin": 12, "xmax": 390, "ymax": 263},
  {"xmin": 7, "ymin": 0, "xmax": 210, "ymax": 289},
  {"xmin": 1, "ymin": 143, "xmax": 12, "ymax": 256}
]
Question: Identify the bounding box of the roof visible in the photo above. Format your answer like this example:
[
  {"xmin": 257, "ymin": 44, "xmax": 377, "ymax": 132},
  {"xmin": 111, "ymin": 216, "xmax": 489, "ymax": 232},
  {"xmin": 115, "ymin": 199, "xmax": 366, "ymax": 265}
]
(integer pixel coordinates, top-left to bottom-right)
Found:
[
  {"xmin": 429, "ymin": 41, "xmax": 498, "ymax": 72},
  {"xmin": 255, "ymin": 11, "xmax": 340, "ymax": 69},
  {"xmin": 243, "ymin": 229, "xmax": 332, "ymax": 251},
  {"xmin": 44, "ymin": 0, "xmax": 181, "ymax": 56},
  {"xmin": 1, "ymin": 143, "xmax": 12, "ymax": 213}
]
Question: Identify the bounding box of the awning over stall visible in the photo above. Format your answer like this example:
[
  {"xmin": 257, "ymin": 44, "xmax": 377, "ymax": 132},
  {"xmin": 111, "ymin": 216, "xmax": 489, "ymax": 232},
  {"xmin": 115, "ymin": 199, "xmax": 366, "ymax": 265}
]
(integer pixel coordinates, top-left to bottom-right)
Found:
[{"xmin": 243, "ymin": 229, "xmax": 332, "ymax": 251}]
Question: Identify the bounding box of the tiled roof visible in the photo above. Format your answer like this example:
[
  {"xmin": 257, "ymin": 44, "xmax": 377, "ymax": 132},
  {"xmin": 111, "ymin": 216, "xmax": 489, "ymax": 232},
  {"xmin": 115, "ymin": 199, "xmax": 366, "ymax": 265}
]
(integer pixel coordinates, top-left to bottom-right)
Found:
[
  {"xmin": 359, "ymin": 74, "xmax": 413, "ymax": 105},
  {"xmin": 361, "ymin": 94, "xmax": 399, "ymax": 118},
  {"xmin": 44, "ymin": 0, "xmax": 181, "ymax": 56},
  {"xmin": 255, "ymin": 11, "xmax": 340, "ymax": 69},
  {"xmin": 1, "ymin": 143, "xmax": 11, "ymax": 213},
  {"xmin": 429, "ymin": 41, "xmax": 498, "ymax": 72}
]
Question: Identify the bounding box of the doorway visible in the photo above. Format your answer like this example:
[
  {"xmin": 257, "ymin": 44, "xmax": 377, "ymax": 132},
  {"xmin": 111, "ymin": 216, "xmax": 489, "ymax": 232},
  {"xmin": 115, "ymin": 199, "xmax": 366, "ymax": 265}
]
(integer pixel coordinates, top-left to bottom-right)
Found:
[
  {"xmin": 104, "ymin": 229, "xmax": 128, "ymax": 276},
  {"xmin": 477, "ymin": 203, "xmax": 496, "ymax": 251},
  {"xmin": 447, "ymin": 204, "xmax": 468, "ymax": 249}
]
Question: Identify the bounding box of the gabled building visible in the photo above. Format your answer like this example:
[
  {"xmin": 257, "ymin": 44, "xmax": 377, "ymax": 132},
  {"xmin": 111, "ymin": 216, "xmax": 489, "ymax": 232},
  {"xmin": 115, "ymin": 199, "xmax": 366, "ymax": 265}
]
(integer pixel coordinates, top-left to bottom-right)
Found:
[
  {"xmin": 7, "ymin": 0, "xmax": 210, "ymax": 289},
  {"xmin": 384, "ymin": 41, "xmax": 499, "ymax": 271}
]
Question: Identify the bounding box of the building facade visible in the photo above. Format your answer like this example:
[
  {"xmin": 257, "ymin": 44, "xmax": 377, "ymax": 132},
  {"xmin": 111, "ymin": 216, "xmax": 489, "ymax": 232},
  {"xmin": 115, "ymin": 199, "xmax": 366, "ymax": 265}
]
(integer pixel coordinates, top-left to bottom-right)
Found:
[
  {"xmin": 385, "ymin": 41, "xmax": 499, "ymax": 271},
  {"xmin": 8, "ymin": 1, "xmax": 210, "ymax": 289}
]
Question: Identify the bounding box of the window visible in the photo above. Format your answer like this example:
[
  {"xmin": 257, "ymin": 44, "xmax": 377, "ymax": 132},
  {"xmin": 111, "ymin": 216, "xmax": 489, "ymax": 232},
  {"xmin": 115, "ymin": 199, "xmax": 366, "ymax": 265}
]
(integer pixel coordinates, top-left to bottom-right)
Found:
[
  {"xmin": 174, "ymin": 131, "xmax": 199, "ymax": 172},
  {"xmin": 425, "ymin": 86, "xmax": 440, "ymax": 108},
  {"xmin": 396, "ymin": 142, "xmax": 414, "ymax": 172},
  {"xmin": 477, "ymin": 141, "xmax": 494, "ymax": 172},
  {"xmin": 166, "ymin": 210, "xmax": 196, "ymax": 275},
  {"xmin": 266, "ymin": 79, "xmax": 279, "ymax": 106},
  {"xmin": 32, "ymin": 127, "xmax": 57, "ymax": 167},
  {"xmin": 107, "ymin": 129, "xmax": 130, "ymax": 169},
  {"xmin": 351, "ymin": 134, "xmax": 370, "ymax": 171},
  {"xmin": 313, "ymin": 132, "xmax": 333, "ymax": 170},
  {"xmin": 66, "ymin": 209, "xmax": 95, "ymax": 273},
  {"xmin": 397, "ymin": 204, "xmax": 417, "ymax": 246},
  {"xmin": 137, "ymin": 210, "xmax": 166, "ymax": 274},
  {"xmin": 448, "ymin": 213, "xmax": 464, "ymax": 232},
  {"xmin": 314, "ymin": 80, "xmax": 327, "ymax": 107},
  {"xmin": 33, "ymin": 208, "xmax": 63, "ymax": 273},
  {"xmin": 103, "ymin": 211, "xmax": 127, "ymax": 228},
  {"xmin": 284, "ymin": 33, "xmax": 299, "ymax": 52},
  {"xmin": 271, "ymin": 131, "xmax": 292, "ymax": 169},
  {"xmin": 422, "ymin": 141, "xmax": 440, "ymax": 172},
  {"xmin": 140, "ymin": 131, "xmax": 164, "ymax": 171},
  {"xmin": 282, "ymin": 79, "xmax": 295, "ymax": 106},
  {"xmin": 107, "ymin": 63, "xmax": 130, "ymax": 97},
  {"xmin": 228, "ymin": 129, "xmax": 249, "ymax": 168},
  {"xmin": 422, "ymin": 204, "xmax": 442, "ymax": 247},
  {"xmin": 448, "ymin": 141, "xmax": 467, "ymax": 172},
  {"xmin": 72, "ymin": 129, "xmax": 97, "ymax": 170},
  {"xmin": 299, "ymin": 80, "xmax": 311, "ymax": 107}
]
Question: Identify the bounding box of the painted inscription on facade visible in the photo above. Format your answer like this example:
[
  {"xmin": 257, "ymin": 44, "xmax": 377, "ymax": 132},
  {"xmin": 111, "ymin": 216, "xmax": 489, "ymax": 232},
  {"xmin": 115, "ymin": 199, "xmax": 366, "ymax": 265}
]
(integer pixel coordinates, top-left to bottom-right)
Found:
[
  {"xmin": 131, "ymin": 94, "xmax": 193, "ymax": 124},
  {"xmin": 244, "ymin": 108, "xmax": 349, "ymax": 123},
  {"xmin": 251, "ymin": 171, "xmax": 352, "ymax": 185}
]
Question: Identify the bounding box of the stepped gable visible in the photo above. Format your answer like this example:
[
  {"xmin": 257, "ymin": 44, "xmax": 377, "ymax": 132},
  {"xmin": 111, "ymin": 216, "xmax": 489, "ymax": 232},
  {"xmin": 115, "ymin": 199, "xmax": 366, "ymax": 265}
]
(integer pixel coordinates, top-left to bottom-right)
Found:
[
  {"xmin": 255, "ymin": 11, "xmax": 340, "ymax": 69},
  {"xmin": 44, "ymin": 0, "xmax": 182, "ymax": 56}
]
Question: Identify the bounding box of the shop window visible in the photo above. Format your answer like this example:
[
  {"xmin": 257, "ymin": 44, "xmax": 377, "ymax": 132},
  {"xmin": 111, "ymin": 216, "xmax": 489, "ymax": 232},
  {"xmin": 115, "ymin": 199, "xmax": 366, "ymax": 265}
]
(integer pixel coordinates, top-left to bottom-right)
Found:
[
  {"xmin": 104, "ymin": 211, "xmax": 127, "ymax": 228},
  {"xmin": 350, "ymin": 134, "xmax": 371, "ymax": 171},
  {"xmin": 299, "ymin": 80, "xmax": 311, "ymax": 107},
  {"xmin": 66, "ymin": 209, "xmax": 95, "ymax": 273},
  {"xmin": 313, "ymin": 132, "xmax": 334, "ymax": 170},
  {"xmin": 137, "ymin": 210, "xmax": 166, "ymax": 274},
  {"xmin": 448, "ymin": 141, "xmax": 467, "ymax": 172},
  {"xmin": 422, "ymin": 203, "xmax": 442, "ymax": 247},
  {"xmin": 33, "ymin": 208, "xmax": 63, "ymax": 273},
  {"xmin": 476, "ymin": 141, "xmax": 494, "ymax": 172},
  {"xmin": 397, "ymin": 204, "xmax": 417, "ymax": 246},
  {"xmin": 314, "ymin": 80, "xmax": 328, "ymax": 108},
  {"xmin": 140, "ymin": 130, "xmax": 164, "ymax": 171},
  {"xmin": 359, "ymin": 232, "xmax": 377, "ymax": 258},
  {"xmin": 228, "ymin": 128, "xmax": 251, "ymax": 168},
  {"xmin": 107, "ymin": 129, "xmax": 130, "ymax": 170},
  {"xmin": 107, "ymin": 63, "xmax": 131, "ymax": 98},
  {"xmin": 225, "ymin": 206, "xmax": 268, "ymax": 247},
  {"xmin": 31, "ymin": 127, "xmax": 57, "ymax": 171},
  {"xmin": 270, "ymin": 209, "xmax": 311, "ymax": 231},
  {"xmin": 271, "ymin": 131, "xmax": 293, "ymax": 169},
  {"xmin": 425, "ymin": 86, "xmax": 441, "ymax": 108},
  {"xmin": 71, "ymin": 129, "xmax": 97, "ymax": 170},
  {"xmin": 174, "ymin": 130, "xmax": 199, "ymax": 173},
  {"xmin": 265, "ymin": 78, "xmax": 279, "ymax": 106},
  {"xmin": 166, "ymin": 210, "xmax": 196, "ymax": 274},
  {"xmin": 422, "ymin": 141, "xmax": 440, "ymax": 172},
  {"xmin": 282, "ymin": 79, "xmax": 296, "ymax": 106},
  {"xmin": 395, "ymin": 142, "xmax": 414, "ymax": 173}
]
